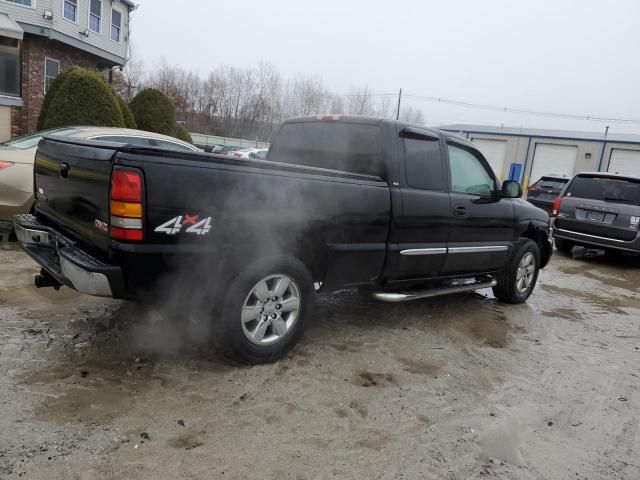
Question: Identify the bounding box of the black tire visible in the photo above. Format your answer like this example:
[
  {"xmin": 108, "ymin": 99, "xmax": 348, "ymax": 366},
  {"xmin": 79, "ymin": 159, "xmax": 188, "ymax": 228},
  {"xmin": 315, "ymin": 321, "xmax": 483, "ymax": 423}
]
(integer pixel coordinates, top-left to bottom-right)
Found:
[
  {"xmin": 493, "ymin": 239, "xmax": 540, "ymax": 304},
  {"xmin": 213, "ymin": 255, "xmax": 315, "ymax": 365},
  {"xmin": 554, "ymin": 237, "xmax": 574, "ymax": 253}
]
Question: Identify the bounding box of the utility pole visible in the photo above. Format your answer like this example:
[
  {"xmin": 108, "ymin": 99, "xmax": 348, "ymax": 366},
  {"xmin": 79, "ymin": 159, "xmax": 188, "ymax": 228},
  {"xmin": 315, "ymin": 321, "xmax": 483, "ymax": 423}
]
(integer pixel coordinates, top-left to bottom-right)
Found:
[
  {"xmin": 604, "ymin": 125, "xmax": 609, "ymax": 138},
  {"xmin": 396, "ymin": 88, "xmax": 402, "ymax": 120}
]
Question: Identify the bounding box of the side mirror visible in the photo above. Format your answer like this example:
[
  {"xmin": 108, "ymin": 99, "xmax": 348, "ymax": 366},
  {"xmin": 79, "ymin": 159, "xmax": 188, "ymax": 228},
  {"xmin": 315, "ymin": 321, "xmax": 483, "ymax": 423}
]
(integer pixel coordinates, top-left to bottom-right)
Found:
[{"xmin": 501, "ymin": 180, "xmax": 522, "ymax": 198}]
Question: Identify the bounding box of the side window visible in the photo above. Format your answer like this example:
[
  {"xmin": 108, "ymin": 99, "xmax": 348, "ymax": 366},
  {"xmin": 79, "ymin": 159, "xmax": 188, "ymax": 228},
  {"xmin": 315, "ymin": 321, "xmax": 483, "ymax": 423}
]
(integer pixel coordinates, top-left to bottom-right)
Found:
[
  {"xmin": 153, "ymin": 139, "xmax": 195, "ymax": 152},
  {"xmin": 111, "ymin": 8, "xmax": 122, "ymax": 41},
  {"xmin": 404, "ymin": 137, "xmax": 444, "ymax": 190},
  {"xmin": 44, "ymin": 58, "xmax": 60, "ymax": 93},
  {"xmin": 92, "ymin": 136, "xmax": 151, "ymax": 146},
  {"xmin": 63, "ymin": 0, "xmax": 78, "ymax": 22},
  {"xmin": 447, "ymin": 144, "xmax": 495, "ymax": 196}
]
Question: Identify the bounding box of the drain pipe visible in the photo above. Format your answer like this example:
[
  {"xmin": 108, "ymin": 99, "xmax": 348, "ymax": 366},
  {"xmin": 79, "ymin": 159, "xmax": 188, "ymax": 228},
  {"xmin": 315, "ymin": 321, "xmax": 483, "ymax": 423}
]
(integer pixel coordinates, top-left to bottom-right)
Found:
[{"xmin": 596, "ymin": 125, "xmax": 609, "ymax": 172}]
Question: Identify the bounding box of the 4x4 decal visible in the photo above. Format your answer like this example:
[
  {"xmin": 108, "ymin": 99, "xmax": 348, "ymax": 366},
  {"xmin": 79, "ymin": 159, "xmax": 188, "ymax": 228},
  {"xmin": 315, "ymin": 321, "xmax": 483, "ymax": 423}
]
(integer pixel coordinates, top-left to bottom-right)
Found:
[{"xmin": 155, "ymin": 215, "xmax": 213, "ymax": 235}]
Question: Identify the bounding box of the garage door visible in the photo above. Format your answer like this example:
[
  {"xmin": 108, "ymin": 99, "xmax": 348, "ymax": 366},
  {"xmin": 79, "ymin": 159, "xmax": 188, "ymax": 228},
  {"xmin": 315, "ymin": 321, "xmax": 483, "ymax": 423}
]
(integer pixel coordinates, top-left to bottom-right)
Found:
[
  {"xmin": 0, "ymin": 106, "xmax": 10, "ymax": 143},
  {"xmin": 471, "ymin": 138, "xmax": 507, "ymax": 179},
  {"xmin": 608, "ymin": 148, "xmax": 640, "ymax": 176},
  {"xmin": 529, "ymin": 143, "xmax": 577, "ymax": 184}
]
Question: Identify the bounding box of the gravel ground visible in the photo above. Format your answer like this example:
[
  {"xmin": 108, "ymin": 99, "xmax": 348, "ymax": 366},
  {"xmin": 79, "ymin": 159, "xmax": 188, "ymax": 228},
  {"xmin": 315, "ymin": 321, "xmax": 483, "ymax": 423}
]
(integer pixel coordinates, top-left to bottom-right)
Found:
[{"xmin": 0, "ymin": 242, "xmax": 639, "ymax": 480}]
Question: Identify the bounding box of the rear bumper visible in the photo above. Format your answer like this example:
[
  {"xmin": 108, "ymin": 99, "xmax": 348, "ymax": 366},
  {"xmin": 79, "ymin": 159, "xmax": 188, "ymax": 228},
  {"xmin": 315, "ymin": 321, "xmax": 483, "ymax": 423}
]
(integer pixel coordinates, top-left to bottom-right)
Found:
[
  {"xmin": 13, "ymin": 214, "xmax": 126, "ymax": 298},
  {"xmin": 552, "ymin": 220, "xmax": 640, "ymax": 253}
]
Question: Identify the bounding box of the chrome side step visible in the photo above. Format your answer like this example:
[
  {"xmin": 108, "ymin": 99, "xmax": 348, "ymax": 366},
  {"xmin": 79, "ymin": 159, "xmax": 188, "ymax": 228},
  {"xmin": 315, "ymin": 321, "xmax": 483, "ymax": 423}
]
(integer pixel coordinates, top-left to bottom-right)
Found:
[{"xmin": 372, "ymin": 277, "xmax": 497, "ymax": 303}]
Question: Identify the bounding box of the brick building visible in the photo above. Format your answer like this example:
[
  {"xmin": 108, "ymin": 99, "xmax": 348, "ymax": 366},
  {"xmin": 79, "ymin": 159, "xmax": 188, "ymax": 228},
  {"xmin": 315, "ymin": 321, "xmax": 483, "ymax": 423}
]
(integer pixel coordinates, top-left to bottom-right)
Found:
[{"xmin": 0, "ymin": 0, "xmax": 134, "ymax": 141}]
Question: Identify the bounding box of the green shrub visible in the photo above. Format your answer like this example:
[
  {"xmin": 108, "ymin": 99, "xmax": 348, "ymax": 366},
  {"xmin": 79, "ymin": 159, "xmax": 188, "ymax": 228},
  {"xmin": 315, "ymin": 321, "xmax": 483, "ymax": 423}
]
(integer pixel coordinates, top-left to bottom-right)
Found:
[
  {"xmin": 129, "ymin": 88, "xmax": 177, "ymax": 136},
  {"xmin": 37, "ymin": 68, "xmax": 78, "ymax": 131},
  {"xmin": 175, "ymin": 125, "xmax": 192, "ymax": 144},
  {"xmin": 117, "ymin": 96, "xmax": 137, "ymax": 129},
  {"xmin": 40, "ymin": 69, "xmax": 125, "ymax": 130}
]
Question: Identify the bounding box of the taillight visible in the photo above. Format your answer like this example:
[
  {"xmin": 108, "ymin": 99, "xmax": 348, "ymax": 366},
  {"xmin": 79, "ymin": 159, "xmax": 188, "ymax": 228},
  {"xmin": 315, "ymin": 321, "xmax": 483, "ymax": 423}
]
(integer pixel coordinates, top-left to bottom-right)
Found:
[
  {"xmin": 552, "ymin": 196, "xmax": 563, "ymax": 216},
  {"xmin": 0, "ymin": 161, "xmax": 14, "ymax": 170},
  {"xmin": 110, "ymin": 166, "xmax": 144, "ymax": 241}
]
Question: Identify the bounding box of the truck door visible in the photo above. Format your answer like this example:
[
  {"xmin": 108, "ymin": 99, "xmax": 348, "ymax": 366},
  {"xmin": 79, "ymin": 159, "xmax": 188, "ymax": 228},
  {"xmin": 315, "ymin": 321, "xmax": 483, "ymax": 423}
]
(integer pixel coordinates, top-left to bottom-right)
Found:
[
  {"xmin": 442, "ymin": 141, "xmax": 516, "ymax": 274},
  {"xmin": 385, "ymin": 128, "xmax": 450, "ymax": 281}
]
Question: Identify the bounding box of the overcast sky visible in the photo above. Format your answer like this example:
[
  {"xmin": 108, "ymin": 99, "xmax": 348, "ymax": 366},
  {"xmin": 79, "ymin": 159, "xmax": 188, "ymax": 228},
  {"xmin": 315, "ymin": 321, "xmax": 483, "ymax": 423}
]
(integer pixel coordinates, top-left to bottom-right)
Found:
[{"xmin": 132, "ymin": 0, "xmax": 640, "ymax": 134}]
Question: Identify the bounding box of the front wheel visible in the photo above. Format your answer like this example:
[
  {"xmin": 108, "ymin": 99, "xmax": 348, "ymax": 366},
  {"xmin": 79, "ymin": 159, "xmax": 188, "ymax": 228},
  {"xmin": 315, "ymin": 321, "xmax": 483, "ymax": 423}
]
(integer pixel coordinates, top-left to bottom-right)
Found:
[
  {"xmin": 493, "ymin": 239, "xmax": 540, "ymax": 304},
  {"xmin": 213, "ymin": 255, "xmax": 315, "ymax": 364}
]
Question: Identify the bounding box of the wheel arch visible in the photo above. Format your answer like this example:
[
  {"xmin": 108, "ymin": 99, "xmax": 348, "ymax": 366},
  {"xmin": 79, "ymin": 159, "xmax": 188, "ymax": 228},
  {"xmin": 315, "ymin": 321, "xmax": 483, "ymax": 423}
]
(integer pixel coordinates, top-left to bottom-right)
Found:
[{"xmin": 519, "ymin": 221, "xmax": 551, "ymax": 268}]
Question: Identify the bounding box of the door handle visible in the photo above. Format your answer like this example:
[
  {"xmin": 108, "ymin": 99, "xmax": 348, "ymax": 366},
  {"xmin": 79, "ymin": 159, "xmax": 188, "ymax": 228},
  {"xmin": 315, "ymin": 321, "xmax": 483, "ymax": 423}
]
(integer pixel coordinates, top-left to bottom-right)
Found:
[
  {"xmin": 454, "ymin": 205, "xmax": 467, "ymax": 216},
  {"xmin": 59, "ymin": 162, "xmax": 70, "ymax": 178}
]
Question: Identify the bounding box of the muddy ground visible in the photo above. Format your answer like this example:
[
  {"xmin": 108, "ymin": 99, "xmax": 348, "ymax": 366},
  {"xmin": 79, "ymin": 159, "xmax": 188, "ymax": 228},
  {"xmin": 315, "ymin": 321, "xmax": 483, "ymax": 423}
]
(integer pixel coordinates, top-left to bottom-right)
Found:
[{"xmin": 0, "ymin": 242, "xmax": 639, "ymax": 480}]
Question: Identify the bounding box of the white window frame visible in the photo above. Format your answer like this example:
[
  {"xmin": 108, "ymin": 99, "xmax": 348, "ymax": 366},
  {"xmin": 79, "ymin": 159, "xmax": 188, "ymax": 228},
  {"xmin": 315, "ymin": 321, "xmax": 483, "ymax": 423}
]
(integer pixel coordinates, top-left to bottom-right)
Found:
[
  {"xmin": 110, "ymin": 6, "xmax": 122, "ymax": 42},
  {"xmin": 62, "ymin": 0, "xmax": 78, "ymax": 24},
  {"xmin": 44, "ymin": 57, "xmax": 60, "ymax": 94},
  {"xmin": 88, "ymin": 0, "xmax": 102, "ymax": 33},
  {"xmin": 3, "ymin": 0, "xmax": 36, "ymax": 9}
]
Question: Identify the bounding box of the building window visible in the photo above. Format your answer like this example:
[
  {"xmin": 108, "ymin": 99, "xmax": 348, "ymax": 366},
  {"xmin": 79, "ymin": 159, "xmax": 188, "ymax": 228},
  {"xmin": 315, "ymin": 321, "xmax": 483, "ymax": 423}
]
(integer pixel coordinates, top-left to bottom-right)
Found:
[
  {"xmin": 0, "ymin": 37, "xmax": 20, "ymax": 97},
  {"xmin": 110, "ymin": 8, "xmax": 121, "ymax": 41},
  {"xmin": 5, "ymin": 0, "xmax": 33, "ymax": 7},
  {"xmin": 63, "ymin": 0, "xmax": 78, "ymax": 22},
  {"xmin": 89, "ymin": 0, "xmax": 101, "ymax": 33},
  {"xmin": 44, "ymin": 58, "xmax": 60, "ymax": 93}
]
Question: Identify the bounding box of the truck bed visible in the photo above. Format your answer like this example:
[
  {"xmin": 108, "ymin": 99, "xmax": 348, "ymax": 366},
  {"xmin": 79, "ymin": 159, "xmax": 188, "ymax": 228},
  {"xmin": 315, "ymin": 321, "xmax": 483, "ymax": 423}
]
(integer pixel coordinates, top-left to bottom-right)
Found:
[{"xmin": 32, "ymin": 137, "xmax": 392, "ymax": 293}]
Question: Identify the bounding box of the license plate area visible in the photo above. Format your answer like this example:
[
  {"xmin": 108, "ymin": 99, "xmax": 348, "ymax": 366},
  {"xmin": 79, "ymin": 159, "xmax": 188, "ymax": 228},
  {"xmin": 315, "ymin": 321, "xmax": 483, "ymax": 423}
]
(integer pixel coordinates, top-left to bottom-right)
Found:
[{"xmin": 586, "ymin": 211, "xmax": 605, "ymax": 222}]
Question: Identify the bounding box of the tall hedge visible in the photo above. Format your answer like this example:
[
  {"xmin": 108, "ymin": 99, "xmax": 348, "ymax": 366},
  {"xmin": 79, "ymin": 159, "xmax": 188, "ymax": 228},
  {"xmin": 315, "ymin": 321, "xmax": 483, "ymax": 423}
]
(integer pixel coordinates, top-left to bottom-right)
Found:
[
  {"xmin": 176, "ymin": 125, "xmax": 192, "ymax": 144},
  {"xmin": 37, "ymin": 68, "xmax": 78, "ymax": 130},
  {"xmin": 40, "ymin": 69, "xmax": 125, "ymax": 130},
  {"xmin": 117, "ymin": 96, "xmax": 137, "ymax": 129},
  {"xmin": 129, "ymin": 88, "xmax": 177, "ymax": 136}
]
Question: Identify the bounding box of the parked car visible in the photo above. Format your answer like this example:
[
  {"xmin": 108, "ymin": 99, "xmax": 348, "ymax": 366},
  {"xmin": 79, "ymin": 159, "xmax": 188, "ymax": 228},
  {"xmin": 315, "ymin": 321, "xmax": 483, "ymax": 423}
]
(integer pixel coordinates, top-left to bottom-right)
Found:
[
  {"xmin": 14, "ymin": 115, "xmax": 552, "ymax": 364},
  {"xmin": 232, "ymin": 147, "xmax": 268, "ymax": 160},
  {"xmin": 552, "ymin": 172, "xmax": 640, "ymax": 254},
  {"xmin": 526, "ymin": 175, "xmax": 570, "ymax": 213},
  {"xmin": 0, "ymin": 127, "xmax": 199, "ymax": 230}
]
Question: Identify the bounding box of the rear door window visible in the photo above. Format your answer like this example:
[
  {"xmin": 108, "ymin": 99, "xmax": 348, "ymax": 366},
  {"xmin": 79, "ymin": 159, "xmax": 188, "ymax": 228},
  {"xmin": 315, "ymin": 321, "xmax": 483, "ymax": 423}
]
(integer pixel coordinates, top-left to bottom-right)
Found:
[
  {"xmin": 566, "ymin": 176, "xmax": 640, "ymax": 205},
  {"xmin": 268, "ymin": 122, "xmax": 383, "ymax": 176},
  {"xmin": 404, "ymin": 137, "xmax": 445, "ymax": 190},
  {"xmin": 152, "ymin": 139, "xmax": 196, "ymax": 152}
]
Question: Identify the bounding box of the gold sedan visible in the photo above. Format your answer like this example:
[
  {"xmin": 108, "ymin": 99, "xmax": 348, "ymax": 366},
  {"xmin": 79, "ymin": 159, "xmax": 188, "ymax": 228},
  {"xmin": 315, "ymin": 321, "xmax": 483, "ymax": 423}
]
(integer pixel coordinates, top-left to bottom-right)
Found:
[{"xmin": 0, "ymin": 127, "xmax": 199, "ymax": 230}]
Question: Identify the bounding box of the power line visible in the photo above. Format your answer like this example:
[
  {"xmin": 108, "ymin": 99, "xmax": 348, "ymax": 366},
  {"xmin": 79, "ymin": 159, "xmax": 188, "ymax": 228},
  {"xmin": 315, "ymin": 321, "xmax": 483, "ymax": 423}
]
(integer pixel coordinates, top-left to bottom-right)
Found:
[
  {"xmin": 403, "ymin": 93, "xmax": 640, "ymax": 125},
  {"xmin": 335, "ymin": 92, "xmax": 397, "ymax": 97}
]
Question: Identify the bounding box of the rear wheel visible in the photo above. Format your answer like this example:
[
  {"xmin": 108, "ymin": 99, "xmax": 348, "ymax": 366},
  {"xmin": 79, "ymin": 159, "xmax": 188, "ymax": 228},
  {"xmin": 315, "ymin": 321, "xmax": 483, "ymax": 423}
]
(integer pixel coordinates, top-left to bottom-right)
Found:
[
  {"xmin": 213, "ymin": 255, "xmax": 315, "ymax": 364},
  {"xmin": 493, "ymin": 239, "xmax": 540, "ymax": 304},
  {"xmin": 554, "ymin": 237, "xmax": 574, "ymax": 253}
]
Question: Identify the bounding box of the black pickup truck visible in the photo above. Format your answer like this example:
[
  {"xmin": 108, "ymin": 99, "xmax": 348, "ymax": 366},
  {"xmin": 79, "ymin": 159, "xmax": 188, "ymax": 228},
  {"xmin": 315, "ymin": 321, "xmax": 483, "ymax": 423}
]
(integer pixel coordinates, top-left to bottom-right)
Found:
[{"xmin": 15, "ymin": 115, "xmax": 552, "ymax": 363}]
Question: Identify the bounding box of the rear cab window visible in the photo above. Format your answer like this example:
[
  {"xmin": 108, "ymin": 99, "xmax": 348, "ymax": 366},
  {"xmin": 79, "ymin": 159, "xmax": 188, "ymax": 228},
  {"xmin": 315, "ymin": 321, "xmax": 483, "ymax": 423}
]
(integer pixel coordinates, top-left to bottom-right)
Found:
[
  {"xmin": 566, "ymin": 175, "xmax": 640, "ymax": 205},
  {"xmin": 536, "ymin": 179, "xmax": 567, "ymax": 190},
  {"xmin": 268, "ymin": 122, "xmax": 383, "ymax": 177},
  {"xmin": 403, "ymin": 134, "xmax": 445, "ymax": 190}
]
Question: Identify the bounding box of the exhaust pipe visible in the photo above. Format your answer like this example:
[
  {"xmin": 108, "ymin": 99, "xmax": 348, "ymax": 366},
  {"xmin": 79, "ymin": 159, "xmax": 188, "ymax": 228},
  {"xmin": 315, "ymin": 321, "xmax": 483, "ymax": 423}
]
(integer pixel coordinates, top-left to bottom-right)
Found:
[{"xmin": 35, "ymin": 269, "xmax": 62, "ymax": 290}]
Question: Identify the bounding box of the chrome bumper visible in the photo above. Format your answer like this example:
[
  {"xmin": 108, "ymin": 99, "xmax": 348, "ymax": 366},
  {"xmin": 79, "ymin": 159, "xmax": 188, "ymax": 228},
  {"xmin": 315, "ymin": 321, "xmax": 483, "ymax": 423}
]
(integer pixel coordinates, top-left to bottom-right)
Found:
[{"xmin": 13, "ymin": 215, "xmax": 124, "ymax": 298}]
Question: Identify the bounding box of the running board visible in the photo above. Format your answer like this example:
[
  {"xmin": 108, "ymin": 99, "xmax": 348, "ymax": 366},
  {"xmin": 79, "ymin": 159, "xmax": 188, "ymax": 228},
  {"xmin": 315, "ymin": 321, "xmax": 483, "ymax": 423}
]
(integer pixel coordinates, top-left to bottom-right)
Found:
[{"xmin": 372, "ymin": 277, "xmax": 497, "ymax": 303}]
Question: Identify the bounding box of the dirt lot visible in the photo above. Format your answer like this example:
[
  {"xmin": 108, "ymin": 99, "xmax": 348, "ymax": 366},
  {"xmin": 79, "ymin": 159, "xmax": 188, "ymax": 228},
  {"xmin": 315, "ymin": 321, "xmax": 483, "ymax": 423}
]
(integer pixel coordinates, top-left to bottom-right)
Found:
[{"xmin": 0, "ymin": 242, "xmax": 639, "ymax": 480}]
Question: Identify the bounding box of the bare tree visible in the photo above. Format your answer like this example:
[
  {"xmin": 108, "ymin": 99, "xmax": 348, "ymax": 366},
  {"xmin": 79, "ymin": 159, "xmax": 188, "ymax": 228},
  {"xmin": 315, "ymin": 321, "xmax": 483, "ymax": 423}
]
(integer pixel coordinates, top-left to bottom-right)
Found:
[{"xmin": 131, "ymin": 58, "xmax": 425, "ymax": 140}]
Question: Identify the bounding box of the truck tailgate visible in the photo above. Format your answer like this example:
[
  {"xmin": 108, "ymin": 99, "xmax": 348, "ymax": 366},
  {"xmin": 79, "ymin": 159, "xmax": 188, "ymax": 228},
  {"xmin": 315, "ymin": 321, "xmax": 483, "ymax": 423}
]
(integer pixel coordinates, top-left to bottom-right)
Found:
[{"xmin": 34, "ymin": 137, "xmax": 117, "ymax": 251}]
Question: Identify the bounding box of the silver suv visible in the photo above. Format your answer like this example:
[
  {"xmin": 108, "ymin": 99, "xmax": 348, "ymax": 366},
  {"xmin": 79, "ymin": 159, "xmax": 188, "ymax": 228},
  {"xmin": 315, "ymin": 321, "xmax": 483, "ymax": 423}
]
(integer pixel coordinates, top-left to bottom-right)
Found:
[{"xmin": 552, "ymin": 172, "xmax": 640, "ymax": 254}]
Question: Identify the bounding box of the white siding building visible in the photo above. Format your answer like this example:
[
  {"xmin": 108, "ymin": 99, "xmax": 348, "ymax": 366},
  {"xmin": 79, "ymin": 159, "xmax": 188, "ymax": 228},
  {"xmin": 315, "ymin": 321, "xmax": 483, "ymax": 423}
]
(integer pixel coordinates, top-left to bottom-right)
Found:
[{"xmin": 0, "ymin": 0, "xmax": 134, "ymax": 140}]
